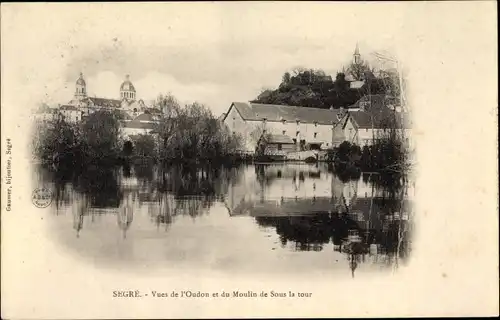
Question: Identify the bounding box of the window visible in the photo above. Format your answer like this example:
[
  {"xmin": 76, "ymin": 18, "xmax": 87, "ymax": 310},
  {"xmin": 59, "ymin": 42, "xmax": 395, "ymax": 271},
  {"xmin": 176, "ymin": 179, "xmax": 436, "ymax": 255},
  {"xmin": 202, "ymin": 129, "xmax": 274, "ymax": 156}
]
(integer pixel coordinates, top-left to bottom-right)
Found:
[
  {"xmin": 282, "ymin": 130, "xmax": 286, "ymax": 135},
  {"xmin": 278, "ymin": 144, "xmax": 282, "ymax": 151},
  {"xmin": 314, "ymin": 132, "xmax": 317, "ymax": 138}
]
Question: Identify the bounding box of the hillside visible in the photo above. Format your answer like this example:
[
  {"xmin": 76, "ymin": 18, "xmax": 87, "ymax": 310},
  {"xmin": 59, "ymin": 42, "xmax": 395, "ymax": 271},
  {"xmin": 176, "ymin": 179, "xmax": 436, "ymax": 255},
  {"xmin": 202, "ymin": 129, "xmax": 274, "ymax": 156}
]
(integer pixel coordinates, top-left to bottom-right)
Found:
[{"xmin": 251, "ymin": 69, "xmax": 397, "ymax": 109}]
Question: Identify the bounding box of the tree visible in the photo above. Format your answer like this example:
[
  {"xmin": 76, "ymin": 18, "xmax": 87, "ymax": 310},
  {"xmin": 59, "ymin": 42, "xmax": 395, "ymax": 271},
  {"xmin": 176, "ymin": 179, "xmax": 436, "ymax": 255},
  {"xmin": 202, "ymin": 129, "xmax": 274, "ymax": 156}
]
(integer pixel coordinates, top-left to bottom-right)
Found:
[
  {"xmin": 249, "ymin": 124, "xmax": 268, "ymax": 146},
  {"xmin": 80, "ymin": 110, "xmax": 122, "ymax": 161},
  {"xmin": 134, "ymin": 134, "xmax": 157, "ymax": 158},
  {"xmin": 155, "ymin": 96, "xmax": 242, "ymax": 162},
  {"xmin": 154, "ymin": 93, "xmax": 181, "ymax": 117},
  {"xmin": 346, "ymin": 59, "xmax": 374, "ymax": 81},
  {"xmin": 32, "ymin": 118, "xmax": 80, "ymax": 163},
  {"xmin": 281, "ymin": 72, "xmax": 291, "ymax": 85}
]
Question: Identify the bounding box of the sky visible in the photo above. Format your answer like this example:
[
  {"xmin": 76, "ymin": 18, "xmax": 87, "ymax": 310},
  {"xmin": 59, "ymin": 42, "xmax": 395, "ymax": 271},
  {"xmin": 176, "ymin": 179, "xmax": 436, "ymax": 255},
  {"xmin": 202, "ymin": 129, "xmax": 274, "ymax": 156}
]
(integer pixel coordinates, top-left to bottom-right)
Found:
[
  {"xmin": 7, "ymin": 1, "xmax": 495, "ymax": 120},
  {"xmin": 2, "ymin": 3, "xmax": 411, "ymax": 116}
]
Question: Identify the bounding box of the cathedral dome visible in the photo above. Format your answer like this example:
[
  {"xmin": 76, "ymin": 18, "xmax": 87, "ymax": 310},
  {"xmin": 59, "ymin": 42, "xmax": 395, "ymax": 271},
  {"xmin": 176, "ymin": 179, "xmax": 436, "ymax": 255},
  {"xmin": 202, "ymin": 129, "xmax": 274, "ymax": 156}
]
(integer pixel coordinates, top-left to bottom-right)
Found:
[
  {"xmin": 120, "ymin": 75, "xmax": 136, "ymax": 92},
  {"xmin": 76, "ymin": 73, "xmax": 86, "ymax": 86}
]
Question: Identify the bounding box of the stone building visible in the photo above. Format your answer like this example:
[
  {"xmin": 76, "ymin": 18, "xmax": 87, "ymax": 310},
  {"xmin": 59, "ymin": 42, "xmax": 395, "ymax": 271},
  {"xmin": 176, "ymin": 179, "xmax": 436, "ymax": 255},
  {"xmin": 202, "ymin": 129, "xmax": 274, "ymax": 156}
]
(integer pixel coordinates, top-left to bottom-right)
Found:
[{"xmin": 222, "ymin": 102, "xmax": 348, "ymax": 153}]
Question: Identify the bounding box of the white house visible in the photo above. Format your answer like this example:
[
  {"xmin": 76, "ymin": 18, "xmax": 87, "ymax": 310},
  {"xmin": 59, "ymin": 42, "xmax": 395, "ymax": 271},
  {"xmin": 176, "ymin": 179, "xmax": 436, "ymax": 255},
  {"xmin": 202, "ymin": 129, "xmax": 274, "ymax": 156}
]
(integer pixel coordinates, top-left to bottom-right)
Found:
[
  {"xmin": 59, "ymin": 105, "xmax": 81, "ymax": 123},
  {"xmin": 120, "ymin": 113, "xmax": 159, "ymax": 140},
  {"xmin": 222, "ymin": 102, "xmax": 348, "ymax": 153}
]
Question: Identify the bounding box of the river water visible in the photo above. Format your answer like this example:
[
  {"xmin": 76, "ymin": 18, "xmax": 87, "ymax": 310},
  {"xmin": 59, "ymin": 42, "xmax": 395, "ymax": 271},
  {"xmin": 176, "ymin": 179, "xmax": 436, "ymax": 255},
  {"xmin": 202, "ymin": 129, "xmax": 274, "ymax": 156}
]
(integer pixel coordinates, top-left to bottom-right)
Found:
[{"xmin": 32, "ymin": 162, "xmax": 414, "ymax": 278}]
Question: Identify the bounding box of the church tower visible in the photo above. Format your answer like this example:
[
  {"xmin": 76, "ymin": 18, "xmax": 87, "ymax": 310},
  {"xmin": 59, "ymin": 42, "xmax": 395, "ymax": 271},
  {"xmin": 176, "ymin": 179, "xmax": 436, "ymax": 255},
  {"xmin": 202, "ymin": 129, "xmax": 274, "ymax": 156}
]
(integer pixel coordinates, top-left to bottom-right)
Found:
[
  {"xmin": 353, "ymin": 43, "xmax": 361, "ymax": 64},
  {"xmin": 74, "ymin": 72, "xmax": 87, "ymax": 100},
  {"xmin": 120, "ymin": 74, "xmax": 136, "ymax": 101}
]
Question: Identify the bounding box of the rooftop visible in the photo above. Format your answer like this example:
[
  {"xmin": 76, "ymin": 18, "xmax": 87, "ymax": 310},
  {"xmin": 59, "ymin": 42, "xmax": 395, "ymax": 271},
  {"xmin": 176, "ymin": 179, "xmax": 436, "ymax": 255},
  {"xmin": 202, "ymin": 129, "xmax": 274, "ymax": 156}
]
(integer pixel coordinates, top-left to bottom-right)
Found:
[
  {"xmin": 134, "ymin": 113, "xmax": 155, "ymax": 122},
  {"xmin": 60, "ymin": 105, "xmax": 79, "ymax": 111},
  {"xmin": 86, "ymin": 97, "xmax": 122, "ymax": 109},
  {"xmin": 121, "ymin": 120, "xmax": 157, "ymax": 130},
  {"xmin": 120, "ymin": 75, "xmax": 136, "ymax": 92},
  {"xmin": 347, "ymin": 95, "xmax": 410, "ymax": 129},
  {"xmin": 226, "ymin": 102, "xmax": 346, "ymax": 125}
]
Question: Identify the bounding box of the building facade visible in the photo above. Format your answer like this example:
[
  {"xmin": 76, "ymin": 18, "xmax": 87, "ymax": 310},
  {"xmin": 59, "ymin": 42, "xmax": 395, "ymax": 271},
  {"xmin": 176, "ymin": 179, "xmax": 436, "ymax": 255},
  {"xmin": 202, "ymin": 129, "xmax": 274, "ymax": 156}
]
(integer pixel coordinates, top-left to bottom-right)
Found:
[
  {"xmin": 334, "ymin": 94, "xmax": 412, "ymax": 147},
  {"xmin": 34, "ymin": 72, "xmax": 162, "ymax": 146},
  {"xmin": 222, "ymin": 102, "xmax": 348, "ymax": 153}
]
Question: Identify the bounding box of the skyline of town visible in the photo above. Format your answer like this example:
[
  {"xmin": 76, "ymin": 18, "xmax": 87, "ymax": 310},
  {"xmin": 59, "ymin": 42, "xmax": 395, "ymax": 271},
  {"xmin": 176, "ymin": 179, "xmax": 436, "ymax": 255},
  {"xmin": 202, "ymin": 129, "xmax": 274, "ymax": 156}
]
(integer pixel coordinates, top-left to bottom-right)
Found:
[{"xmin": 40, "ymin": 44, "xmax": 398, "ymax": 117}]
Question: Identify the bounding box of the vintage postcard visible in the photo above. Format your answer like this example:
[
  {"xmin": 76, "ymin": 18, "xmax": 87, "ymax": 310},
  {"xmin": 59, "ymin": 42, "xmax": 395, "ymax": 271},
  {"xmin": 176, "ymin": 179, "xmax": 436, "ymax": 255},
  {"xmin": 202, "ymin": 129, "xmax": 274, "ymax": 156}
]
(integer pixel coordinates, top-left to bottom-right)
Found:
[{"xmin": 1, "ymin": 2, "xmax": 498, "ymax": 318}]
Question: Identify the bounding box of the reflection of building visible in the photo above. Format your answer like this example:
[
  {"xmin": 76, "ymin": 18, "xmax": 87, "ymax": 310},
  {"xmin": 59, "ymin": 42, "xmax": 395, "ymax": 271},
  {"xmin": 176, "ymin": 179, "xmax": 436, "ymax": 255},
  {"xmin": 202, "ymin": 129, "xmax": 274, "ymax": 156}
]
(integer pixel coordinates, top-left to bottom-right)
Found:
[
  {"xmin": 225, "ymin": 164, "xmax": 414, "ymax": 270},
  {"xmin": 117, "ymin": 193, "xmax": 134, "ymax": 239},
  {"xmin": 225, "ymin": 164, "xmax": 353, "ymax": 217}
]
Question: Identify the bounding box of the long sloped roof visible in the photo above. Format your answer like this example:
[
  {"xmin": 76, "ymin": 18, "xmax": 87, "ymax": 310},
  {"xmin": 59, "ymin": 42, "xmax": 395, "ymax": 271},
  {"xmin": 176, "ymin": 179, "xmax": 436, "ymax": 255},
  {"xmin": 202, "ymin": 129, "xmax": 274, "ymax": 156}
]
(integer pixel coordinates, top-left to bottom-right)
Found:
[
  {"xmin": 228, "ymin": 102, "xmax": 345, "ymax": 125},
  {"xmin": 121, "ymin": 120, "xmax": 157, "ymax": 130},
  {"xmin": 60, "ymin": 105, "xmax": 79, "ymax": 111},
  {"xmin": 86, "ymin": 97, "xmax": 122, "ymax": 109},
  {"xmin": 134, "ymin": 113, "xmax": 154, "ymax": 122}
]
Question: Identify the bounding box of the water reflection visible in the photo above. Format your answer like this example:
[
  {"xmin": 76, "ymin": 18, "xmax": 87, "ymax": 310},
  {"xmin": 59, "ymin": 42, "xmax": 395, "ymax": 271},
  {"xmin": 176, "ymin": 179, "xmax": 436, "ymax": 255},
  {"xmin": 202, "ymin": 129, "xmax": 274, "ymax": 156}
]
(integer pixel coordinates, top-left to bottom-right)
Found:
[{"xmin": 34, "ymin": 162, "xmax": 414, "ymax": 276}]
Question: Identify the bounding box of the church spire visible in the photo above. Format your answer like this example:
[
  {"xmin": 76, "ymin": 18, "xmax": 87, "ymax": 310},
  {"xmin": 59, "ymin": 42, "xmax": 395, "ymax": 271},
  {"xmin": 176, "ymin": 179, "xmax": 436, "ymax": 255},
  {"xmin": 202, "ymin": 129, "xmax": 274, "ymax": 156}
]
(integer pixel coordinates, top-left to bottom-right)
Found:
[{"xmin": 353, "ymin": 43, "xmax": 361, "ymax": 64}]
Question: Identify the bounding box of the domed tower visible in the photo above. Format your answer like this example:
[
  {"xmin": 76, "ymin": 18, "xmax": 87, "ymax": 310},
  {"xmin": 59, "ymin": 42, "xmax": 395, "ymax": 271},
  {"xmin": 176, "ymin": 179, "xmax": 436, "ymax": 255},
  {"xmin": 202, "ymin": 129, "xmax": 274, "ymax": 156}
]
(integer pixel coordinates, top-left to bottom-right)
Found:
[
  {"xmin": 120, "ymin": 74, "xmax": 136, "ymax": 100},
  {"xmin": 75, "ymin": 72, "xmax": 87, "ymax": 100}
]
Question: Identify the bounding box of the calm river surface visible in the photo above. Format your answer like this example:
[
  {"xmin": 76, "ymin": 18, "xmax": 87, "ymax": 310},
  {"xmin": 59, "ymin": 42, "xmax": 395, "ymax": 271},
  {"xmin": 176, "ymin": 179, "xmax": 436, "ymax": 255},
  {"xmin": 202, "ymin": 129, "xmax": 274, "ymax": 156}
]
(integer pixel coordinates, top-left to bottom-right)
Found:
[{"xmin": 33, "ymin": 162, "xmax": 414, "ymax": 277}]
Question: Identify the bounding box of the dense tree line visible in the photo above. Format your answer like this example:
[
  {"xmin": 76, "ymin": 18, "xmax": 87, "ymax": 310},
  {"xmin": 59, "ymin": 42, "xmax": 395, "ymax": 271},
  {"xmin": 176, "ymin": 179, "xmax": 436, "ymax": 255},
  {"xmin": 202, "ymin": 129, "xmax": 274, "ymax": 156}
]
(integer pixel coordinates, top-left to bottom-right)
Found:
[
  {"xmin": 32, "ymin": 110, "xmax": 122, "ymax": 166},
  {"xmin": 154, "ymin": 94, "xmax": 243, "ymax": 163},
  {"xmin": 32, "ymin": 95, "xmax": 243, "ymax": 166},
  {"xmin": 252, "ymin": 65, "xmax": 400, "ymax": 109}
]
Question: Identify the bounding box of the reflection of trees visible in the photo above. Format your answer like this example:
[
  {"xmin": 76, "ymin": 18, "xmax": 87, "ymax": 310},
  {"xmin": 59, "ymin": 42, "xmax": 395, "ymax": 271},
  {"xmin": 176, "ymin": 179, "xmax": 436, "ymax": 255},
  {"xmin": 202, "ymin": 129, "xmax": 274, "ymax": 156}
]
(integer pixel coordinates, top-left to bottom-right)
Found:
[
  {"xmin": 255, "ymin": 164, "xmax": 318, "ymax": 188},
  {"xmin": 365, "ymin": 172, "xmax": 407, "ymax": 198},
  {"xmin": 147, "ymin": 164, "xmax": 238, "ymax": 226},
  {"xmin": 73, "ymin": 165, "xmax": 122, "ymax": 208},
  {"xmin": 134, "ymin": 163, "xmax": 155, "ymax": 183},
  {"xmin": 47, "ymin": 163, "xmax": 123, "ymax": 210},
  {"xmin": 123, "ymin": 163, "xmax": 132, "ymax": 177},
  {"xmin": 157, "ymin": 164, "xmax": 233, "ymax": 201},
  {"xmin": 255, "ymin": 213, "xmax": 360, "ymax": 251},
  {"xmin": 51, "ymin": 164, "xmax": 79, "ymax": 209}
]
